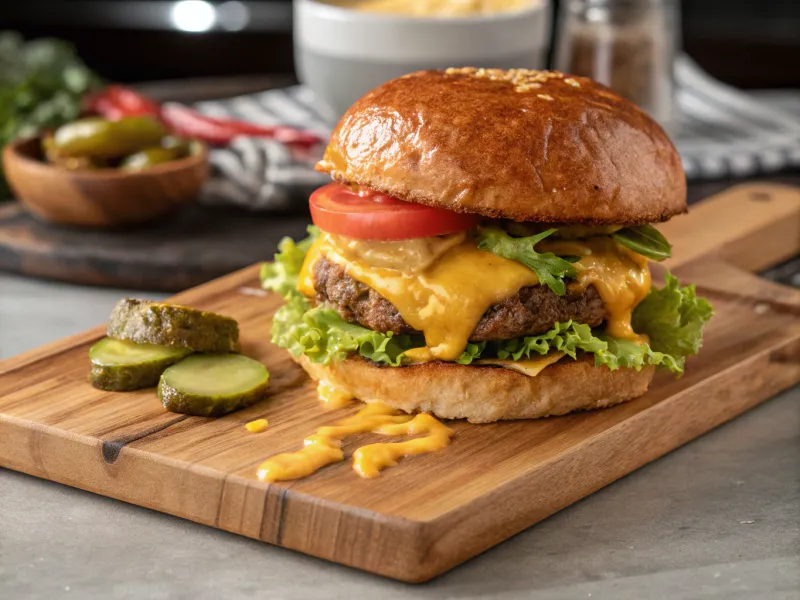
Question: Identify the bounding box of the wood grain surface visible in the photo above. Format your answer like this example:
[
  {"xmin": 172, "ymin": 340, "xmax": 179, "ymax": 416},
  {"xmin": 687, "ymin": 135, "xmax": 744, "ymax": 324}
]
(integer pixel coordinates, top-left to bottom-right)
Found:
[{"xmin": 1, "ymin": 183, "xmax": 799, "ymax": 582}]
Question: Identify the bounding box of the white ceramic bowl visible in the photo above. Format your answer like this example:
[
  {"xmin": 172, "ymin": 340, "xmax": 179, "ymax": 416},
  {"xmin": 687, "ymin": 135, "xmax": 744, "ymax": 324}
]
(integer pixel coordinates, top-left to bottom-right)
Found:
[{"xmin": 294, "ymin": 0, "xmax": 552, "ymax": 121}]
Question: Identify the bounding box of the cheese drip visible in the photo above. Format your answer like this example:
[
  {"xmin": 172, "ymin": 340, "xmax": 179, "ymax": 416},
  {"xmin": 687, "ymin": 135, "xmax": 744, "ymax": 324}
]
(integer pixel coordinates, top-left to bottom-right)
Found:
[
  {"xmin": 256, "ymin": 402, "xmax": 453, "ymax": 482},
  {"xmin": 298, "ymin": 234, "xmax": 540, "ymax": 361},
  {"xmin": 540, "ymin": 238, "xmax": 651, "ymax": 341},
  {"xmin": 317, "ymin": 381, "xmax": 354, "ymax": 410},
  {"xmin": 298, "ymin": 233, "xmax": 651, "ymax": 362}
]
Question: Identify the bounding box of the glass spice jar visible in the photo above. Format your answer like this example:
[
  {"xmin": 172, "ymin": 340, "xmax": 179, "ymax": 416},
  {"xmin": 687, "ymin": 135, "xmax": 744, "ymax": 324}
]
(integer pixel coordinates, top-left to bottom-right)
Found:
[{"xmin": 554, "ymin": 0, "xmax": 680, "ymax": 133}]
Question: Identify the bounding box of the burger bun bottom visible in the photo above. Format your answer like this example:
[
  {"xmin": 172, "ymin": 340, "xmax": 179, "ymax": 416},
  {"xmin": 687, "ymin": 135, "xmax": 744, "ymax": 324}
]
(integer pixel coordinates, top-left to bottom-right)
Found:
[{"xmin": 296, "ymin": 355, "xmax": 655, "ymax": 423}]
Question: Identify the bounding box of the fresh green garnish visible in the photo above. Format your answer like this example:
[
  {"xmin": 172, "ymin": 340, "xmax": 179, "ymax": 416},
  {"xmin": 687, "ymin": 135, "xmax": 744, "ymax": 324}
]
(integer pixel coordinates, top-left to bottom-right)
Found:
[
  {"xmin": 0, "ymin": 31, "xmax": 102, "ymax": 197},
  {"xmin": 613, "ymin": 225, "xmax": 672, "ymax": 261},
  {"xmin": 260, "ymin": 225, "xmax": 320, "ymax": 297},
  {"xmin": 475, "ymin": 226, "xmax": 578, "ymax": 296}
]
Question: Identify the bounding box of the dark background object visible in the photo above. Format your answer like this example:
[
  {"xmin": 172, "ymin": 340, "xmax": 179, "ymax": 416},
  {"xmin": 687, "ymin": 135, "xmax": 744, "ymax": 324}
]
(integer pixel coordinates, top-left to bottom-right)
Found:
[
  {"xmin": 0, "ymin": 201, "xmax": 310, "ymax": 291},
  {"xmin": 3, "ymin": 0, "xmax": 800, "ymax": 88}
]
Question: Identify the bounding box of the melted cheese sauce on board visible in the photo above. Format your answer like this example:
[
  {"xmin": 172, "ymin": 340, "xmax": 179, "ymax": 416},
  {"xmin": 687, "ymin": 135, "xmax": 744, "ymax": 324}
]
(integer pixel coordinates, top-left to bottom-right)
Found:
[
  {"xmin": 257, "ymin": 402, "xmax": 454, "ymax": 482},
  {"xmin": 353, "ymin": 414, "xmax": 453, "ymax": 478},
  {"xmin": 245, "ymin": 419, "xmax": 269, "ymax": 433},
  {"xmin": 299, "ymin": 233, "xmax": 651, "ymax": 361}
]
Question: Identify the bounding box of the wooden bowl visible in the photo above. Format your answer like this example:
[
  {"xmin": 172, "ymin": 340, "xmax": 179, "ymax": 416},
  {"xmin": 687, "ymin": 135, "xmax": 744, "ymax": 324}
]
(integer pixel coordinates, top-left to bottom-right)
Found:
[{"xmin": 2, "ymin": 136, "xmax": 209, "ymax": 228}]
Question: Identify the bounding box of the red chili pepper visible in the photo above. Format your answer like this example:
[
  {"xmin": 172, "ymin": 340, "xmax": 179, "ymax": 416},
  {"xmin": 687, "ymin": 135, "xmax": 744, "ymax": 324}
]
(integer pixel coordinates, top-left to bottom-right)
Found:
[
  {"xmin": 84, "ymin": 93, "xmax": 127, "ymax": 120},
  {"xmin": 84, "ymin": 85, "xmax": 323, "ymax": 148},
  {"xmin": 213, "ymin": 120, "xmax": 322, "ymax": 147},
  {"xmin": 104, "ymin": 85, "xmax": 161, "ymax": 117},
  {"xmin": 160, "ymin": 103, "xmax": 241, "ymax": 146},
  {"xmin": 161, "ymin": 104, "xmax": 322, "ymax": 148}
]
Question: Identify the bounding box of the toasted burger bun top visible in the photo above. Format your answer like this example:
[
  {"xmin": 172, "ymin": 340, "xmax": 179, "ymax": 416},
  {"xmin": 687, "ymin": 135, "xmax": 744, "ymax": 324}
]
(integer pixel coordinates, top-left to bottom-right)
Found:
[{"xmin": 317, "ymin": 68, "xmax": 686, "ymax": 225}]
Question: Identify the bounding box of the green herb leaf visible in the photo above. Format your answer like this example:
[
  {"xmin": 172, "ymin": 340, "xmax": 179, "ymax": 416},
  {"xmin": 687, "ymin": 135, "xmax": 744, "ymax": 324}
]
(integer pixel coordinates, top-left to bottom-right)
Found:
[
  {"xmin": 475, "ymin": 226, "xmax": 578, "ymax": 296},
  {"xmin": 259, "ymin": 226, "xmax": 320, "ymax": 297},
  {"xmin": 0, "ymin": 31, "xmax": 103, "ymax": 198},
  {"xmin": 613, "ymin": 225, "xmax": 672, "ymax": 261}
]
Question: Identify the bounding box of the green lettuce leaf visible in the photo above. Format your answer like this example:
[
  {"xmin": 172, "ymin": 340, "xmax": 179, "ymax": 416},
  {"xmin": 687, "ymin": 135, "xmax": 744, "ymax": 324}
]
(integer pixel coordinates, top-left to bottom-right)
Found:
[
  {"xmin": 456, "ymin": 321, "xmax": 680, "ymax": 372},
  {"xmin": 492, "ymin": 321, "xmax": 607, "ymax": 361},
  {"xmin": 632, "ymin": 272, "xmax": 714, "ymax": 357},
  {"xmin": 456, "ymin": 342, "xmax": 487, "ymax": 365},
  {"xmin": 271, "ymin": 306, "xmax": 689, "ymax": 374},
  {"xmin": 595, "ymin": 335, "xmax": 683, "ymax": 373},
  {"xmin": 476, "ymin": 226, "xmax": 578, "ymax": 296},
  {"xmin": 271, "ymin": 292, "xmax": 419, "ymax": 366},
  {"xmin": 260, "ymin": 226, "xmax": 319, "ymax": 297}
]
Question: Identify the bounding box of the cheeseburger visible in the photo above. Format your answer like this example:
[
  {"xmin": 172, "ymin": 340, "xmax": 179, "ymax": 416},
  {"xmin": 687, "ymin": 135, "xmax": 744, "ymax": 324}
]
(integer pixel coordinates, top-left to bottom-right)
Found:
[{"xmin": 262, "ymin": 68, "xmax": 713, "ymax": 423}]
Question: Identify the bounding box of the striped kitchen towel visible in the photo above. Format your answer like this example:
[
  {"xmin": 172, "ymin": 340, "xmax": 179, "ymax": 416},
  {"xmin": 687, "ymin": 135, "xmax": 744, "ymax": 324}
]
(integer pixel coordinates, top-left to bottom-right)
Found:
[
  {"xmin": 196, "ymin": 55, "xmax": 800, "ymax": 211},
  {"xmin": 195, "ymin": 86, "xmax": 331, "ymax": 211}
]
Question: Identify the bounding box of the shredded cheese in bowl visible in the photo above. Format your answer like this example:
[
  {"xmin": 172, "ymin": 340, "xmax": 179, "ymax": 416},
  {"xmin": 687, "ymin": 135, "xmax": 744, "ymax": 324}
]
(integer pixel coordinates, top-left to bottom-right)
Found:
[{"xmin": 320, "ymin": 0, "xmax": 538, "ymax": 17}]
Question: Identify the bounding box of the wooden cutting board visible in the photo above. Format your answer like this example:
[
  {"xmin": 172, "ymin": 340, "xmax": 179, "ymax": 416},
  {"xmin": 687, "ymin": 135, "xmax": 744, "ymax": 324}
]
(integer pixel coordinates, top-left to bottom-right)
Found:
[{"xmin": 1, "ymin": 183, "xmax": 799, "ymax": 582}]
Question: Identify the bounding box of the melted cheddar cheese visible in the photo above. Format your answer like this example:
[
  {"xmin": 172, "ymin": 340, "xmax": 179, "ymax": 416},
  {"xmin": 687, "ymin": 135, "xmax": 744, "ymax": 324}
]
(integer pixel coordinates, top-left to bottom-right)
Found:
[
  {"xmin": 475, "ymin": 351, "xmax": 566, "ymax": 376},
  {"xmin": 300, "ymin": 234, "xmax": 540, "ymax": 361},
  {"xmin": 541, "ymin": 238, "xmax": 651, "ymax": 341},
  {"xmin": 298, "ymin": 233, "xmax": 651, "ymax": 362},
  {"xmin": 256, "ymin": 402, "xmax": 453, "ymax": 482}
]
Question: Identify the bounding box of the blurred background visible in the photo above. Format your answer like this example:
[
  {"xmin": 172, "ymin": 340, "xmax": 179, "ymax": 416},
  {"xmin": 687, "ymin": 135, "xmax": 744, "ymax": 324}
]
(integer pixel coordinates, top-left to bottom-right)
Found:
[{"xmin": 4, "ymin": 0, "xmax": 800, "ymax": 88}]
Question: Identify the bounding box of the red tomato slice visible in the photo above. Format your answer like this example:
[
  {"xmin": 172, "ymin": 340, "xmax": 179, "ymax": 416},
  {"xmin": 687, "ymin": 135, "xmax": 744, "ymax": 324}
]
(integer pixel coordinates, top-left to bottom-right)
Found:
[{"xmin": 309, "ymin": 183, "xmax": 479, "ymax": 240}]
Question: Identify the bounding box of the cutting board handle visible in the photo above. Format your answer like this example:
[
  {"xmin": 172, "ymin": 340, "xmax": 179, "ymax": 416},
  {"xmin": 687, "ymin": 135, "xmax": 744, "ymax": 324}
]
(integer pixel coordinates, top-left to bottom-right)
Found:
[
  {"xmin": 661, "ymin": 183, "xmax": 800, "ymax": 273},
  {"xmin": 657, "ymin": 183, "xmax": 800, "ymax": 310}
]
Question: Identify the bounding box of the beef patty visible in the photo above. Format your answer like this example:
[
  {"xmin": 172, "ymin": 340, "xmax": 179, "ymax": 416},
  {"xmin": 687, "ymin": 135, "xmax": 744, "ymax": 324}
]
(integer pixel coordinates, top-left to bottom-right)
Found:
[{"xmin": 313, "ymin": 257, "xmax": 606, "ymax": 341}]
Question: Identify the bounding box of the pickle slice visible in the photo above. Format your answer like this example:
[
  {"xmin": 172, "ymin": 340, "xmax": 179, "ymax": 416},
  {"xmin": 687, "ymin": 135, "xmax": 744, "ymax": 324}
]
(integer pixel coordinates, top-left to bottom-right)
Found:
[
  {"xmin": 158, "ymin": 354, "xmax": 270, "ymax": 417},
  {"xmin": 108, "ymin": 299, "xmax": 239, "ymax": 353},
  {"xmin": 89, "ymin": 337, "xmax": 191, "ymax": 391}
]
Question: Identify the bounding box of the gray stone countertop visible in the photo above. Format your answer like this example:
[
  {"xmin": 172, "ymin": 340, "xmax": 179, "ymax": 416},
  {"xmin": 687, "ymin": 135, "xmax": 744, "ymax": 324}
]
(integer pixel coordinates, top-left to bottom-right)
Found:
[{"xmin": 1, "ymin": 272, "xmax": 798, "ymax": 600}]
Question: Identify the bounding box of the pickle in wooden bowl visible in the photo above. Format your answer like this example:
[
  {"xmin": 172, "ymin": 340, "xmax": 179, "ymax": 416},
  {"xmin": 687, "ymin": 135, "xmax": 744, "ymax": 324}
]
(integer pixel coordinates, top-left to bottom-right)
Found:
[{"xmin": 2, "ymin": 135, "xmax": 208, "ymax": 228}]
